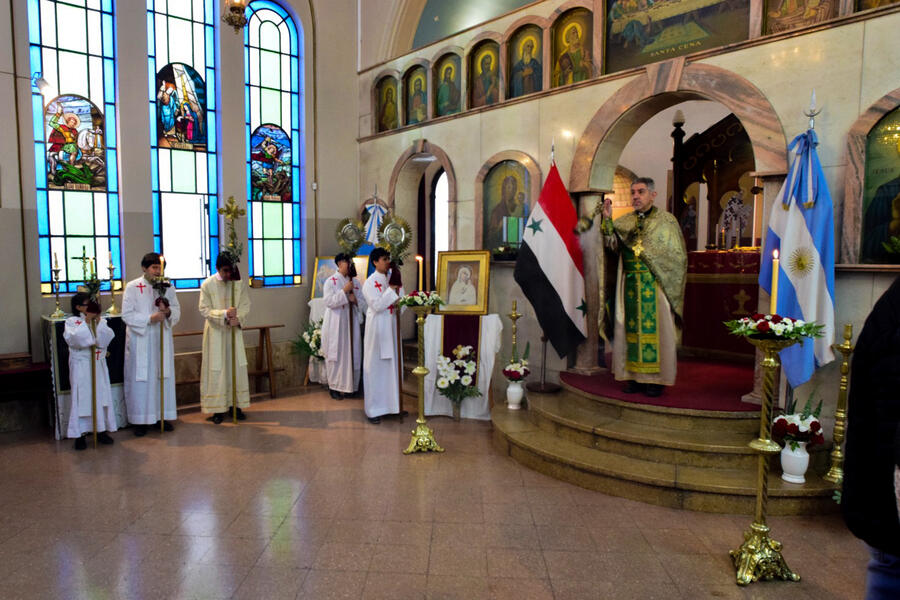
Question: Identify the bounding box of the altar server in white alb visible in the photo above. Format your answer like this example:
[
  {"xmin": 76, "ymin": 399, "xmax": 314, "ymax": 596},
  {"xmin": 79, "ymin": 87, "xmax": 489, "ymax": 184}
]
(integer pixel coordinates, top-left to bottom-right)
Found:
[
  {"xmin": 199, "ymin": 253, "xmax": 251, "ymax": 424},
  {"xmin": 362, "ymin": 247, "xmax": 404, "ymax": 424},
  {"xmin": 122, "ymin": 252, "xmax": 180, "ymax": 436},
  {"xmin": 322, "ymin": 253, "xmax": 367, "ymax": 399},
  {"xmin": 64, "ymin": 292, "xmax": 117, "ymax": 450}
]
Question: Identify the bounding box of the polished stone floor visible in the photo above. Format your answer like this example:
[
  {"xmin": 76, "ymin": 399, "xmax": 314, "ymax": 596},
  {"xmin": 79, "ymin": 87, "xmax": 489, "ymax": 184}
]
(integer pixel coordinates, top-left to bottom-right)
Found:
[{"xmin": 0, "ymin": 391, "xmax": 867, "ymax": 599}]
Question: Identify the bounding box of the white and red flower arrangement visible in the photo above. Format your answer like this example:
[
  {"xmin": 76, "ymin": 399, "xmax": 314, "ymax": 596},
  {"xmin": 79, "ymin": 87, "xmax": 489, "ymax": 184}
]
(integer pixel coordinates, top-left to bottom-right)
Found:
[
  {"xmin": 435, "ymin": 344, "xmax": 480, "ymax": 405},
  {"xmin": 502, "ymin": 361, "xmax": 530, "ymax": 382},
  {"xmin": 397, "ymin": 290, "xmax": 444, "ymax": 307},
  {"xmin": 772, "ymin": 396, "xmax": 825, "ymax": 451},
  {"xmin": 725, "ymin": 313, "xmax": 824, "ymax": 340}
]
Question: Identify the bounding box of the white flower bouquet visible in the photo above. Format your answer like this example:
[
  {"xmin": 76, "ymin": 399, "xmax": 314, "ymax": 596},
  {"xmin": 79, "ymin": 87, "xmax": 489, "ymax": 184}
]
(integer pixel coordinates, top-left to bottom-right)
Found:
[
  {"xmin": 435, "ymin": 344, "xmax": 481, "ymax": 405},
  {"xmin": 291, "ymin": 319, "xmax": 323, "ymax": 359},
  {"xmin": 724, "ymin": 313, "xmax": 824, "ymax": 340},
  {"xmin": 397, "ymin": 290, "xmax": 444, "ymax": 308}
]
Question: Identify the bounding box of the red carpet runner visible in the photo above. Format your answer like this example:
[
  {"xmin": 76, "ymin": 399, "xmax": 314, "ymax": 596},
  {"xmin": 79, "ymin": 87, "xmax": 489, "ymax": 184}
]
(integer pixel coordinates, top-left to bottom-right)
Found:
[{"xmin": 560, "ymin": 358, "xmax": 757, "ymax": 412}]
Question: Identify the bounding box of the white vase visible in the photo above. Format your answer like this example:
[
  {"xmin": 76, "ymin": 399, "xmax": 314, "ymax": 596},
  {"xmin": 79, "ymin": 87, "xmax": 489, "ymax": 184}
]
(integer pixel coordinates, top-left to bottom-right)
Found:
[
  {"xmin": 506, "ymin": 381, "xmax": 524, "ymax": 410},
  {"xmin": 780, "ymin": 441, "xmax": 810, "ymax": 484}
]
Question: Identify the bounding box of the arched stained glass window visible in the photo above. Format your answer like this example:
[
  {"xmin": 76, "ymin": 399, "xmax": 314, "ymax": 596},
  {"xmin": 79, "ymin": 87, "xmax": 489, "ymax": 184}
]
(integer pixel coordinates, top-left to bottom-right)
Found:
[
  {"xmin": 147, "ymin": 0, "xmax": 218, "ymax": 289},
  {"xmin": 245, "ymin": 1, "xmax": 304, "ymax": 286},
  {"xmin": 28, "ymin": 0, "xmax": 121, "ymax": 294}
]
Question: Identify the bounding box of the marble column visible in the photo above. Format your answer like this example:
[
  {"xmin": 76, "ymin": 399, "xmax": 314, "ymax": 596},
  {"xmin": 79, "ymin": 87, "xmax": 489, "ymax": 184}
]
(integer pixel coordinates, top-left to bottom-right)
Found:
[{"xmin": 572, "ymin": 192, "xmax": 605, "ymax": 375}]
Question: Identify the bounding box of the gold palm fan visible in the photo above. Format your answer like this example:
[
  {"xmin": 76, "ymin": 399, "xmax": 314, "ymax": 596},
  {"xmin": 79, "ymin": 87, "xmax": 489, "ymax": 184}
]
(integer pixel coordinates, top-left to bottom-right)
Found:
[
  {"xmin": 335, "ymin": 218, "xmax": 366, "ymax": 254},
  {"xmin": 377, "ymin": 214, "xmax": 413, "ymax": 263}
]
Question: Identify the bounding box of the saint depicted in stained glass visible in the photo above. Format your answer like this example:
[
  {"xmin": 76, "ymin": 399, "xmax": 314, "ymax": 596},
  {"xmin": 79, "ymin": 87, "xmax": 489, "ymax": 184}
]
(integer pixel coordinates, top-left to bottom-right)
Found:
[
  {"xmin": 156, "ymin": 63, "xmax": 207, "ymax": 151},
  {"xmin": 44, "ymin": 95, "xmax": 106, "ymax": 192},
  {"xmin": 250, "ymin": 124, "xmax": 292, "ymax": 203}
]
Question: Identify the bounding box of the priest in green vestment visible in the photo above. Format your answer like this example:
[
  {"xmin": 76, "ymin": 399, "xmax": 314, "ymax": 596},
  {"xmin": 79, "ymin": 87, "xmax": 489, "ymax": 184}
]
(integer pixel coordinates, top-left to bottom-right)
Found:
[{"xmin": 599, "ymin": 177, "xmax": 687, "ymax": 397}]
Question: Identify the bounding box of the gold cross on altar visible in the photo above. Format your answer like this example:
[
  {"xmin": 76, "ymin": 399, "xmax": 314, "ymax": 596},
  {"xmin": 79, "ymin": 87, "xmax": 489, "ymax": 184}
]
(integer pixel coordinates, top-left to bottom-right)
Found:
[{"xmin": 632, "ymin": 237, "xmax": 644, "ymax": 258}]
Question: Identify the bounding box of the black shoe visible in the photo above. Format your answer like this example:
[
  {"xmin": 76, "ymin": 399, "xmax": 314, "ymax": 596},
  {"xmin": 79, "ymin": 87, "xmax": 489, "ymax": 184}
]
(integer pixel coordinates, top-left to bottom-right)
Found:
[
  {"xmin": 211, "ymin": 413, "xmax": 224, "ymax": 425},
  {"xmin": 368, "ymin": 416, "xmax": 381, "ymax": 424},
  {"xmin": 133, "ymin": 425, "xmax": 148, "ymax": 437},
  {"xmin": 329, "ymin": 389, "xmax": 341, "ymax": 399},
  {"xmin": 644, "ymin": 384, "xmax": 663, "ymax": 398},
  {"xmin": 98, "ymin": 432, "xmax": 114, "ymax": 445},
  {"xmin": 622, "ymin": 380, "xmax": 643, "ymax": 394},
  {"xmin": 74, "ymin": 436, "xmax": 87, "ymax": 451},
  {"xmin": 162, "ymin": 421, "xmax": 174, "ymax": 432},
  {"xmin": 235, "ymin": 407, "xmax": 247, "ymax": 421}
]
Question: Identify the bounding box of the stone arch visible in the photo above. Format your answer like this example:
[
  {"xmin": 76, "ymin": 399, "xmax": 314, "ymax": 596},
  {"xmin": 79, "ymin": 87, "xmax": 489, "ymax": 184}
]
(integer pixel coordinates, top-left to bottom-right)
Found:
[
  {"xmin": 569, "ymin": 59, "xmax": 788, "ymax": 194},
  {"xmin": 474, "ymin": 150, "xmax": 542, "ymax": 250},
  {"xmin": 840, "ymin": 86, "xmax": 900, "ymax": 263},
  {"xmin": 387, "ymin": 139, "xmax": 458, "ymax": 249}
]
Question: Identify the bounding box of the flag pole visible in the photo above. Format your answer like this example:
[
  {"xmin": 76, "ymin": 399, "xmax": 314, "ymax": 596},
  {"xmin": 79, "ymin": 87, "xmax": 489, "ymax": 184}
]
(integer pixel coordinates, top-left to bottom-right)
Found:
[
  {"xmin": 232, "ymin": 280, "xmax": 238, "ymax": 424},
  {"xmin": 90, "ymin": 319, "xmax": 98, "ymax": 449},
  {"xmin": 526, "ymin": 333, "xmax": 560, "ymax": 394}
]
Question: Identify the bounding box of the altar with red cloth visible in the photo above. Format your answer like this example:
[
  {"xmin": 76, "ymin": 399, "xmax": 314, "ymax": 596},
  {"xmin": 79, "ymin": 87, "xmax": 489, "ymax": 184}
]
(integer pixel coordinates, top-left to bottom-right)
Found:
[{"xmin": 682, "ymin": 250, "xmax": 760, "ymax": 356}]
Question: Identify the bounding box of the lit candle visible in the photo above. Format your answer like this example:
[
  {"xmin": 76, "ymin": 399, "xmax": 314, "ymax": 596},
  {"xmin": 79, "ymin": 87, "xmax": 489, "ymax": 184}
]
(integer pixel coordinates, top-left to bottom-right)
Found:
[
  {"xmin": 415, "ymin": 255, "xmax": 423, "ymax": 291},
  {"xmin": 160, "ymin": 255, "xmax": 165, "ymax": 278},
  {"xmin": 770, "ymin": 249, "xmax": 779, "ymax": 315},
  {"xmin": 721, "ymin": 227, "xmax": 726, "ymax": 249},
  {"xmin": 89, "ymin": 258, "xmax": 95, "ymax": 277}
]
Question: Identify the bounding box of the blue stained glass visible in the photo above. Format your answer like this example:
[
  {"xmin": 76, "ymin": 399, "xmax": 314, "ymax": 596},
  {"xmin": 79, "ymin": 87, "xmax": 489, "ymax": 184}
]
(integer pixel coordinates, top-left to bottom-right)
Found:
[
  {"xmin": 108, "ymin": 195, "xmax": 119, "ymax": 235},
  {"xmin": 102, "ymin": 14, "xmax": 113, "ymax": 57},
  {"xmin": 105, "ymin": 109, "xmax": 116, "ymax": 148},
  {"xmin": 207, "ymin": 112, "xmax": 217, "ymax": 152},
  {"xmin": 208, "ymin": 154, "xmax": 217, "ymax": 193},
  {"xmin": 205, "ymin": 0, "xmax": 213, "ymax": 19},
  {"xmin": 29, "ymin": 46, "xmax": 41, "ymax": 79},
  {"xmin": 291, "ymin": 57, "xmax": 298, "ymax": 91},
  {"xmin": 27, "ymin": 0, "xmax": 40, "ymax": 45},
  {"xmin": 107, "ymin": 150, "xmax": 118, "ymax": 193},
  {"xmin": 248, "ymin": 242, "xmax": 253, "ymax": 267},
  {"xmin": 206, "ymin": 68, "xmax": 216, "ymax": 111},
  {"xmin": 103, "ymin": 0, "xmax": 112, "ymax": 12},
  {"xmin": 264, "ymin": 276, "xmax": 282, "ymax": 286},
  {"xmin": 293, "ymin": 239, "xmax": 301, "ymax": 271},
  {"xmin": 37, "ymin": 192, "xmax": 49, "ymax": 235},
  {"xmin": 150, "ymin": 152, "xmax": 158, "ymax": 190},
  {"xmin": 154, "ymin": 236, "xmax": 160, "ymax": 253},
  {"xmin": 39, "ymin": 238, "xmax": 51, "ymax": 281},
  {"xmin": 152, "ymin": 192, "xmax": 160, "ymax": 232},
  {"xmin": 110, "ymin": 238, "xmax": 121, "ymax": 269},
  {"xmin": 205, "ymin": 28, "xmax": 214, "ymax": 67},
  {"xmin": 147, "ymin": 58, "xmax": 156, "ymax": 100},
  {"xmin": 104, "ymin": 58, "xmax": 115, "ymax": 103},
  {"xmin": 292, "ymin": 202, "xmax": 300, "ymax": 229},
  {"xmin": 291, "ymin": 98, "xmax": 299, "ymax": 133},
  {"xmin": 31, "ymin": 95, "xmax": 44, "ymax": 140},
  {"xmin": 34, "ymin": 144, "xmax": 46, "ymax": 188},
  {"xmin": 146, "ymin": 14, "xmax": 154, "ymax": 54}
]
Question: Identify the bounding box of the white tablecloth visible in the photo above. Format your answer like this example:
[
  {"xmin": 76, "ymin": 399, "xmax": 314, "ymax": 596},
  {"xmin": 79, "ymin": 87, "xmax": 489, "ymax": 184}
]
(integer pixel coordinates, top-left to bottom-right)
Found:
[
  {"xmin": 307, "ymin": 298, "xmax": 327, "ymax": 384},
  {"xmin": 423, "ymin": 314, "xmax": 502, "ymax": 420}
]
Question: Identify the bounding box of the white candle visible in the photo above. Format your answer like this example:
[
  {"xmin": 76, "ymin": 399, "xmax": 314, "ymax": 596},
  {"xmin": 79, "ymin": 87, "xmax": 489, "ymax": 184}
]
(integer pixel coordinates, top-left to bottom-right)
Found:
[
  {"xmin": 770, "ymin": 249, "xmax": 779, "ymax": 315},
  {"xmin": 53, "ymin": 252, "xmax": 58, "ymax": 269},
  {"xmin": 160, "ymin": 255, "xmax": 165, "ymax": 277},
  {"xmin": 415, "ymin": 255, "xmax": 423, "ymax": 291}
]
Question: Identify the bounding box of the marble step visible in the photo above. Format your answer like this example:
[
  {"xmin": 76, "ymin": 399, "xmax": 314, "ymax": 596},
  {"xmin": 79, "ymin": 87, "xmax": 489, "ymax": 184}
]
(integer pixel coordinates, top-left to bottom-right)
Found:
[
  {"xmin": 526, "ymin": 393, "xmax": 828, "ymax": 470},
  {"xmin": 492, "ymin": 404, "xmax": 837, "ymax": 515},
  {"xmin": 556, "ymin": 382, "xmax": 761, "ymax": 433}
]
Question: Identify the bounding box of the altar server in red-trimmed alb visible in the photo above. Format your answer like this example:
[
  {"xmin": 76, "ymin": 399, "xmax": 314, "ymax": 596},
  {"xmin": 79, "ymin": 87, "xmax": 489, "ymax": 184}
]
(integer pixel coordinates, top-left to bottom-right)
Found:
[
  {"xmin": 361, "ymin": 247, "xmax": 404, "ymax": 424},
  {"xmin": 322, "ymin": 253, "xmax": 367, "ymax": 399},
  {"xmin": 63, "ymin": 292, "xmax": 117, "ymax": 450},
  {"xmin": 122, "ymin": 252, "xmax": 180, "ymax": 436}
]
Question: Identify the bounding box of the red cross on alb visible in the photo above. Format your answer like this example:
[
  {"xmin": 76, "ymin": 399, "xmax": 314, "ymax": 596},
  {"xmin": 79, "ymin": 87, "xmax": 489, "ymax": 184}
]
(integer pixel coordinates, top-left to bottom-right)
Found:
[
  {"xmin": 374, "ymin": 281, "xmax": 383, "ymax": 292},
  {"xmin": 95, "ymin": 349, "xmax": 103, "ymax": 360},
  {"xmin": 136, "ymin": 282, "xmax": 147, "ymax": 294}
]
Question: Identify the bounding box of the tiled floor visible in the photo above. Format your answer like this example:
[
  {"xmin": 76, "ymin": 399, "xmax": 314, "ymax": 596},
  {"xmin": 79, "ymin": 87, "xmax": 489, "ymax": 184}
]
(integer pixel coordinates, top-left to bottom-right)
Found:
[{"xmin": 0, "ymin": 391, "xmax": 868, "ymax": 599}]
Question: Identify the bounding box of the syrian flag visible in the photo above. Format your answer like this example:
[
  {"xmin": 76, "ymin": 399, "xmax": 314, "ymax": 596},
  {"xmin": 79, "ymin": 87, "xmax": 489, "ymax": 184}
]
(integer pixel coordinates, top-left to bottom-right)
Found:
[{"xmin": 514, "ymin": 163, "xmax": 587, "ymax": 358}]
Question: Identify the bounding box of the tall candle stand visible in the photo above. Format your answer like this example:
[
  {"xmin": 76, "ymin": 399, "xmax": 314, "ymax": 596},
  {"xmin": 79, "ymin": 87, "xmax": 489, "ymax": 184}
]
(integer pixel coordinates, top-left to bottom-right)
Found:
[
  {"xmin": 824, "ymin": 324, "xmax": 854, "ymax": 485},
  {"xmin": 730, "ymin": 337, "xmax": 801, "ymax": 586},
  {"xmin": 50, "ymin": 267, "xmax": 65, "ymax": 318},
  {"xmin": 106, "ymin": 263, "xmax": 120, "ymax": 315},
  {"xmin": 403, "ymin": 305, "xmax": 444, "ymax": 454},
  {"xmin": 508, "ymin": 300, "xmax": 522, "ymax": 362}
]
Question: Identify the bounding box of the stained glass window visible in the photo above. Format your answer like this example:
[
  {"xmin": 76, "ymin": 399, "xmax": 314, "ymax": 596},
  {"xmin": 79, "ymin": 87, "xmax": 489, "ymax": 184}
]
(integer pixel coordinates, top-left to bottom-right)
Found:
[
  {"xmin": 147, "ymin": 0, "xmax": 218, "ymax": 289},
  {"xmin": 29, "ymin": 0, "xmax": 121, "ymax": 294},
  {"xmin": 245, "ymin": 1, "xmax": 304, "ymax": 286}
]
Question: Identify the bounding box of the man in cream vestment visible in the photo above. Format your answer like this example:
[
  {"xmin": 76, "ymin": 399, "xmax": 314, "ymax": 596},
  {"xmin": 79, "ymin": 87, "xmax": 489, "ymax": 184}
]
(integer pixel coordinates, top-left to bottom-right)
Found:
[
  {"xmin": 199, "ymin": 254, "xmax": 251, "ymax": 423},
  {"xmin": 362, "ymin": 247, "xmax": 404, "ymax": 424},
  {"xmin": 322, "ymin": 253, "xmax": 367, "ymax": 398},
  {"xmin": 122, "ymin": 252, "xmax": 180, "ymax": 434}
]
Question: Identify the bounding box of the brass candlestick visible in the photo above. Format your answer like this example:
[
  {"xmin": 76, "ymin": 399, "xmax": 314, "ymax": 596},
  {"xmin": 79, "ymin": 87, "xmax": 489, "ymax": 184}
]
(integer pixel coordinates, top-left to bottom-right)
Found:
[
  {"xmin": 50, "ymin": 267, "xmax": 65, "ymax": 318},
  {"xmin": 106, "ymin": 263, "xmax": 120, "ymax": 315},
  {"xmin": 508, "ymin": 300, "xmax": 522, "ymax": 362},
  {"xmin": 730, "ymin": 337, "xmax": 801, "ymax": 586},
  {"xmin": 403, "ymin": 304, "xmax": 444, "ymax": 454},
  {"xmin": 824, "ymin": 323, "xmax": 854, "ymax": 485}
]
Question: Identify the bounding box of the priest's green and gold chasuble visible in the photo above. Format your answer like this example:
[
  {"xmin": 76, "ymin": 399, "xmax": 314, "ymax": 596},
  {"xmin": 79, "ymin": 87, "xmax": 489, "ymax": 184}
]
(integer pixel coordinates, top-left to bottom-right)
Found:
[{"xmin": 600, "ymin": 207, "xmax": 687, "ymax": 375}]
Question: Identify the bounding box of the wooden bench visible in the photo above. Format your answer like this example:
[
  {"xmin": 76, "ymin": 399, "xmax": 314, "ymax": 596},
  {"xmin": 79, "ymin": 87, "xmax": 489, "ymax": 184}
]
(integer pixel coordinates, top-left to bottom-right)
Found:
[{"xmin": 173, "ymin": 324, "xmax": 285, "ymax": 398}]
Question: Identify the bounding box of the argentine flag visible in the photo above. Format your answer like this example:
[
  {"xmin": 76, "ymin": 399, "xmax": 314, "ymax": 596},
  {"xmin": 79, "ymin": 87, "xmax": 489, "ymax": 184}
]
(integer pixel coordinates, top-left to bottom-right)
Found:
[{"xmin": 759, "ymin": 129, "xmax": 835, "ymax": 387}]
